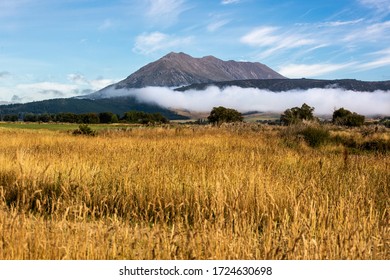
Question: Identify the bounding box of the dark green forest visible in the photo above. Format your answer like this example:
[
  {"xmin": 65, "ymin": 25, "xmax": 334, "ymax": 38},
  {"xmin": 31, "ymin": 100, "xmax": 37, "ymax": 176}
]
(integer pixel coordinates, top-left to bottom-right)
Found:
[{"xmin": 0, "ymin": 96, "xmax": 187, "ymax": 121}]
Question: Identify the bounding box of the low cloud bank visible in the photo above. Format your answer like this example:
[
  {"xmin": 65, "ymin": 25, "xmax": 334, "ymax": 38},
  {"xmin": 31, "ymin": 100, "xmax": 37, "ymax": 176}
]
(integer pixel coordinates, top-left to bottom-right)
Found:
[{"xmin": 98, "ymin": 86, "xmax": 390, "ymax": 116}]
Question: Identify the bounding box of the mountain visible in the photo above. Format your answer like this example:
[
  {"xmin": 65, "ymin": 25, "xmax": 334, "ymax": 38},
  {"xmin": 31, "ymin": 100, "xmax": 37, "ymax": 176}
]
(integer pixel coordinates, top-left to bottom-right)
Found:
[
  {"xmin": 176, "ymin": 78, "xmax": 390, "ymax": 92},
  {"xmin": 93, "ymin": 52, "xmax": 285, "ymax": 95}
]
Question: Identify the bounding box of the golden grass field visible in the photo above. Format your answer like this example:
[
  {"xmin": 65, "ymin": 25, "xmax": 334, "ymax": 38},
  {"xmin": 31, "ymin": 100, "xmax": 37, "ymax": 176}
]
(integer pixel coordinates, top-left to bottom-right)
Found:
[{"xmin": 0, "ymin": 124, "xmax": 388, "ymax": 259}]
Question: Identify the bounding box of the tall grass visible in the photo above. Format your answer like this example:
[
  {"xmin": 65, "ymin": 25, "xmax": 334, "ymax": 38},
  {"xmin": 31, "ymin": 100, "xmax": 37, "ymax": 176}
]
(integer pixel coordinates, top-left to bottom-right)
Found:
[{"xmin": 0, "ymin": 125, "xmax": 388, "ymax": 259}]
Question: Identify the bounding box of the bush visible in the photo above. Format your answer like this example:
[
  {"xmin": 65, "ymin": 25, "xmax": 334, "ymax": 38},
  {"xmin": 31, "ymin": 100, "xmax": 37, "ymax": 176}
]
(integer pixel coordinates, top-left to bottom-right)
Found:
[
  {"xmin": 361, "ymin": 139, "xmax": 390, "ymax": 153},
  {"xmin": 333, "ymin": 108, "xmax": 365, "ymax": 127},
  {"xmin": 379, "ymin": 117, "xmax": 390, "ymax": 128},
  {"xmin": 300, "ymin": 126, "xmax": 330, "ymax": 147},
  {"xmin": 281, "ymin": 125, "xmax": 330, "ymax": 148},
  {"xmin": 207, "ymin": 106, "xmax": 243, "ymax": 125},
  {"xmin": 72, "ymin": 124, "xmax": 96, "ymax": 136},
  {"xmin": 280, "ymin": 103, "xmax": 315, "ymax": 125}
]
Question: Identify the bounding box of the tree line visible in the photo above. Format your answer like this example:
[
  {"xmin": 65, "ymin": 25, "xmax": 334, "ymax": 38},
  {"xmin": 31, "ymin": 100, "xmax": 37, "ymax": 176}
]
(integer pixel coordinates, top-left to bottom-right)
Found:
[
  {"xmin": 207, "ymin": 104, "xmax": 368, "ymax": 127},
  {"xmin": 0, "ymin": 105, "xmax": 381, "ymax": 128},
  {"xmin": 0, "ymin": 111, "xmax": 169, "ymax": 124}
]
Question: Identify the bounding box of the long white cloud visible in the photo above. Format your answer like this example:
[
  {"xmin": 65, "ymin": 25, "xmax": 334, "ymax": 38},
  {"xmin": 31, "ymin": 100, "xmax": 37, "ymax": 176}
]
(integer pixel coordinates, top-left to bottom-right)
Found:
[{"xmin": 96, "ymin": 86, "xmax": 390, "ymax": 115}]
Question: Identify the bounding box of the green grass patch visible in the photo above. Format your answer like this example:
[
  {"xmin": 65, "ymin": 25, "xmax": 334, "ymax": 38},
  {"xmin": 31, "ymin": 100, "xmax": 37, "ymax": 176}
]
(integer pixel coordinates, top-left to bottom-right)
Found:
[{"xmin": 0, "ymin": 122, "xmax": 133, "ymax": 131}]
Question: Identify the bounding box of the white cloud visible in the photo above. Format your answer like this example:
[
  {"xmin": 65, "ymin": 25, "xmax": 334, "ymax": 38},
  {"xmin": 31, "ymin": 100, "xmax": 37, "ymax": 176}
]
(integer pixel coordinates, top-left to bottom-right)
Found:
[
  {"xmin": 240, "ymin": 26, "xmax": 316, "ymax": 58},
  {"xmin": 344, "ymin": 21, "xmax": 390, "ymax": 42},
  {"xmin": 318, "ymin": 19, "xmax": 364, "ymax": 27},
  {"xmin": 146, "ymin": 0, "xmax": 188, "ymax": 26},
  {"xmin": 278, "ymin": 63, "xmax": 356, "ymax": 78},
  {"xmin": 89, "ymin": 78, "xmax": 116, "ymax": 90},
  {"xmin": 357, "ymin": 48, "xmax": 390, "ymax": 70},
  {"xmin": 221, "ymin": 0, "xmax": 240, "ymax": 4},
  {"xmin": 133, "ymin": 32, "xmax": 192, "ymax": 55},
  {"xmin": 68, "ymin": 74, "xmax": 117, "ymax": 90},
  {"xmin": 359, "ymin": 0, "xmax": 390, "ymax": 15},
  {"xmin": 68, "ymin": 74, "xmax": 88, "ymax": 85},
  {"xmin": 2, "ymin": 75, "xmax": 117, "ymax": 103},
  {"xmin": 98, "ymin": 19, "xmax": 115, "ymax": 31},
  {"xmin": 207, "ymin": 19, "xmax": 230, "ymax": 32},
  {"xmin": 97, "ymin": 86, "xmax": 390, "ymax": 115},
  {"xmin": 17, "ymin": 82, "xmax": 78, "ymax": 93}
]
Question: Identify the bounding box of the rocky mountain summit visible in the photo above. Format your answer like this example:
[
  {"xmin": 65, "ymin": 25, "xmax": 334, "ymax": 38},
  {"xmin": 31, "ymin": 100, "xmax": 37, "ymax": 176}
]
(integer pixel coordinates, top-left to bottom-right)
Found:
[{"xmin": 106, "ymin": 52, "xmax": 285, "ymax": 90}]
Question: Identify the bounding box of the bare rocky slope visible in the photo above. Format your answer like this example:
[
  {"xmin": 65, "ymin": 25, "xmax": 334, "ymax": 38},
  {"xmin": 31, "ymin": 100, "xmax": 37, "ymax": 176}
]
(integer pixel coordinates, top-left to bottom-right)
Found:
[{"xmin": 106, "ymin": 52, "xmax": 286, "ymax": 90}]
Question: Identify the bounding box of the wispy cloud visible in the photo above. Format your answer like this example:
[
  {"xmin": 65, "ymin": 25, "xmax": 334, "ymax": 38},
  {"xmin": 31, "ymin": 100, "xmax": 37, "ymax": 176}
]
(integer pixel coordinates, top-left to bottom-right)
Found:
[
  {"xmin": 146, "ymin": 0, "xmax": 188, "ymax": 26},
  {"xmin": 68, "ymin": 74, "xmax": 117, "ymax": 90},
  {"xmin": 357, "ymin": 48, "xmax": 390, "ymax": 70},
  {"xmin": 344, "ymin": 21, "xmax": 390, "ymax": 42},
  {"xmin": 98, "ymin": 19, "xmax": 115, "ymax": 31},
  {"xmin": 358, "ymin": 0, "xmax": 390, "ymax": 16},
  {"xmin": 207, "ymin": 19, "xmax": 230, "ymax": 32},
  {"xmin": 221, "ymin": 0, "xmax": 241, "ymax": 4},
  {"xmin": 278, "ymin": 63, "xmax": 356, "ymax": 78},
  {"xmin": 2, "ymin": 74, "xmax": 118, "ymax": 103},
  {"xmin": 17, "ymin": 82, "xmax": 78, "ymax": 94},
  {"xmin": 240, "ymin": 26, "xmax": 316, "ymax": 58},
  {"xmin": 318, "ymin": 18, "xmax": 364, "ymax": 27},
  {"xmin": 133, "ymin": 32, "xmax": 193, "ymax": 55}
]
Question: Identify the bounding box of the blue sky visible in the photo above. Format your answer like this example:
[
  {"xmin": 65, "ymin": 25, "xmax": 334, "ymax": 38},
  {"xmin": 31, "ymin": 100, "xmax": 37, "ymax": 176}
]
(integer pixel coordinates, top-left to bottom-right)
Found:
[{"xmin": 1, "ymin": 0, "xmax": 390, "ymax": 103}]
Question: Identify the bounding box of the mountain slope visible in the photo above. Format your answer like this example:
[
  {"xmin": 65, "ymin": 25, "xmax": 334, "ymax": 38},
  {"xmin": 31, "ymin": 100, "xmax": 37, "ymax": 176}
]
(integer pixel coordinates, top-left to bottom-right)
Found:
[
  {"xmin": 0, "ymin": 96, "xmax": 188, "ymax": 120},
  {"xmin": 102, "ymin": 52, "xmax": 285, "ymax": 91}
]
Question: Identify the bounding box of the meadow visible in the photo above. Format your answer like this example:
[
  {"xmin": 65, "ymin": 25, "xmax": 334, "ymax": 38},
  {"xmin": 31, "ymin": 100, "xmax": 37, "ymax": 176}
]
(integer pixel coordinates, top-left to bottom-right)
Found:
[{"xmin": 0, "ymin": 123, "xmax": 388, "ymax": 259}]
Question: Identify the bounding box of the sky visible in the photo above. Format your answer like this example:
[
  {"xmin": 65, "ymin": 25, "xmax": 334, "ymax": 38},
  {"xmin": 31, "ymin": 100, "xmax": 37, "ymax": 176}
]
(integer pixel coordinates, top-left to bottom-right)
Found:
[{"xmin": 1, "ymin": 0, "xmax": 390, "ymax": 103}]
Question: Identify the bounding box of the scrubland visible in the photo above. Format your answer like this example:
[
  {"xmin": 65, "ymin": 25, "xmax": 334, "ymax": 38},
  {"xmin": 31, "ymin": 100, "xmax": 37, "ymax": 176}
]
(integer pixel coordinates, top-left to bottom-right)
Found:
[{"xmin": 0, "ymin": 124, "xmax": 388, "ymax": 259}]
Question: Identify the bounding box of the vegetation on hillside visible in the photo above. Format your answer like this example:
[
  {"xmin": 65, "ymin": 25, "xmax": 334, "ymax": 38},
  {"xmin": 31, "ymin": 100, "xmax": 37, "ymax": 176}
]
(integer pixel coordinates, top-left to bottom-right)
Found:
[
  {"xmin": 1, "ymin": 111, "xmax": 168, "ymax": 125},
  {"xmin": 0, "ymin": 96, "xmax": 187, "ymax": 120}
]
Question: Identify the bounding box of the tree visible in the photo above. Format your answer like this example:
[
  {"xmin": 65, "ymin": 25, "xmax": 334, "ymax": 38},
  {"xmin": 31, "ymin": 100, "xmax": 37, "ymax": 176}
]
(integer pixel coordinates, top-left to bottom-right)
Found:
[
  {"xmin": 79, "ymin": 113, "xmax": 100, "ymax": 124},
  {"xmin": 280, "ymin": 103, "xmax": 315, "ymax": 125},
  {"xmin": 99, "ymin": 112, "xmax": 116, "ymax": 124},
  {"xmin": 122, "ymin": 111, "xmax": 168, "ymax": 124},
  {"xmin": 207, "ymin": 106, "xmax": 243, "ymax": 125},
  {"xmin": 23, "ymin": 113, "xmax": 38, "ymax": 122},
  {"xmin": 3, "ymin": 114, "xmax": 18, "ymax": 122},
  {"xmin": 332, "ymin": 108, "xmax": 365, "ymax": 127}
]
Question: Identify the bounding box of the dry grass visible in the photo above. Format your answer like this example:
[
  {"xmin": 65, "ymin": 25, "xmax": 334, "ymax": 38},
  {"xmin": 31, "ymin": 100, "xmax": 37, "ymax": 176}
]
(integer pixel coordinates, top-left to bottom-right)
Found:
[{"xmin": 0, "ymin": 125, "xmax": 388, "ymax": 259}]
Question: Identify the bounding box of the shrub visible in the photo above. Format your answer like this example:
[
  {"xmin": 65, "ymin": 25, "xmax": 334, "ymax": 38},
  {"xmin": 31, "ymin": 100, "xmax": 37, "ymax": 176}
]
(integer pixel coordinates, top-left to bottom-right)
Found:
[
  {"xmin": 379, "ymin": 117, "xmax": 390, "ymax": 128},
  {"xmin": 300, "ymin": 126, "xmax": 330, "ymax": 147},
  {"xmin": 280, "ymin": 103, "xmax": 315, "ymax": 125},
  {"xmin": 280, "ymin": 125, "xmax": 330, "ymax": 148},
  {"xmin": 72, "ymin": 124, "xmax": 96, "ymax": 136},
  {"xmin": 332, "ymin": 108, "xmax": 365, "ymax": 127},
  {"xmin": 207, "ymin": 106, "xmax": 243, "ymax": 125},
  {"xmin": 360, "ymin": 139, "xmax": 390, "ymax": 153}
]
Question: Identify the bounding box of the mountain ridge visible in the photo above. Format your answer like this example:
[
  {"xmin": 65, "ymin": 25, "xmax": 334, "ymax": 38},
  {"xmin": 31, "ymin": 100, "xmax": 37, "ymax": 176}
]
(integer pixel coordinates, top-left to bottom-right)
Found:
[
  {"xmin": 95, "ymin": 52, "xmax": 285, "ymax": 95},
  {"xmin": 175, "ymin": 78, "xmax": 390, "ymax": 92}
]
